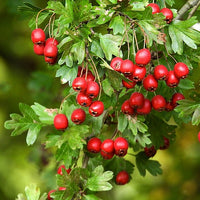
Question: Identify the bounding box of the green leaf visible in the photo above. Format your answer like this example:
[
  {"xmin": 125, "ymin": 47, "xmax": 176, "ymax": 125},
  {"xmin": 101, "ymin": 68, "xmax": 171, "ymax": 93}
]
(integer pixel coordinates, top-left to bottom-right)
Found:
[
  {"xmin": 102, "ymin": 79, "xmax": 114, "ymax": 97},
  {"xmin": 109, "ymin": 16, "xmax": 125, "ymax": 35},
  {"xmin": 130, "ymin": 0, "xmax": 148, "ymax": 11},
  {"xmin": 117, "ymin": 113, "xmax": 128, "ymax": 133},
  {"xmin": 128, "ymin": 118, "xmax": 148, "ymax": 136},
  {"xmin": 91, "ymin": 40, "xmax": 104, "ymax": 58},
  {"xmin": 165, "ymin": 0, "xmax": 175, "ymax": 6},
  {"xmin": 25, "ymin": 184, "xmax": 40, "ymax": 200},
  {"xmin": 16, "ymin": 193, "xmax": 26, "ymax": 200},
  {"xmin": 84, "ymin": 194, "xmax": 101, "ymax": 200},
  {"xmin": 71, "ymin": 41, "xmax": 85, "ymax": 64},
  {"xmin": 192, "ymin": 107, "xmax": 200, "ymax": 125},
  {"xmin": 135, "ymin": 133, "xmax": 152, "ymax": 147},
  {"xmin": 178, "ymin": 79, "xmax": 195, "ymax": 90}
]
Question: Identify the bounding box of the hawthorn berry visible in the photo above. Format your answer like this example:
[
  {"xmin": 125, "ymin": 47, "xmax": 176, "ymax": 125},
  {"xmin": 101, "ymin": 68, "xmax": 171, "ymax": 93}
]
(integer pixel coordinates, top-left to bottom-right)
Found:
[
  {"xmin": 171, "ymin": 93, "xmax": 185, "ymax": 107},
  {"xmin": 198, "ymin": 132, "xmax": 200, "ymax": 142},
  {"xmin": 71, "ymin": 108, "xmax": 86, "ymax": 124},
  {"xmin": 132, "ymin": 65, "xmax": 146, "ymax": 82},
  {"xmin": 143, "ymin": 74, "xmax": 158, "ymax": 92},
  {"xmin": 46, "ymin": 38, "xmax": 59, "ymax": 46},
  {"xmin": 72, "ymin": 77, "xmax": 87, "ymax": 92},
  {"xmin": 44, "ymin": 43, "xmax": 58, "ymax": 58},
  {"xmin": 86, "ymin": 81, "xmax": 100, "ymax": 99},
  {"xmin": 121, "ymin": 100, "xmax": 135, "ymax": 115},
  {"xmin": 100, "ymin": 151, "xmax": 114, "ymax": 160},
  {"xmin": 166, "ymin": 70, "xmax": 180, "ymax": 87},
  {"xmin": 160, "ymin": 137, "xmax": 170, "ymax": 150},
  {"xmin": 144, "ymin": 146, "xmax": 157, "ymax": 157},
  {"xmin": 160, "ymin": 8, "xmax": 173, "ymax": 24},
  {"xmin": 76, "ymin": 92, "xmax": 92, "ymax": 107},
  {"xmin": 122, "ymin": 76, "xmax": 136, "ymax": 89},
  {"xmin": 101, "ymin": 139, "xmax": 114, "ymax": 154},
  {"xmin": 136, "ymin": 99, "xmax": 152, "ymax": 115},
  {"xmin": 135, "ymin": 48, "xmax": 151, "ymax": 67},
  {"xmin": 87, "ymin": 137, "xmax": 102, "ymax": 153},
  {"xmin": 47, "ymin": 189, "xmax": 56, "ymax": 200},
  {"xmin": 154, "ymin": 65, "xmax": 168, "ymax": 80},
  {"xmin": 89, "ymin": 101, "xmax": 104, "ymax": 117},
  {"xmin": 129, "ymin": 92, "xmax": 145, "ymax": 109},
  {"xmin": 114, "ymin": 137, "xmax": 129, "ymax": 157},
  {"xmin": 151, "ymin": 95, "xmax": 166, "ymax": 111},
  {"xmin": 82, "ymin": 71, "xmax": 95, "ymax": 82},
  {"xmin": 77, "ymin": 66, "xmax": 86, "ymax": 77},
  {"xmin": 31, "ymin": 28, "xmax": 46, "ymax": 44},
  {"xmin": 115, "ymin": 171, "xmax": 129, "ymax": 185},
  {"xmin": 59, "ymin": 187, "xmax": 66, "ymax": 191},
  {"xmin": 147, "ymin": 3, "xmax": 160, "ymax": 14},
  {"xmin": 174, "ymin": 62, "xmax": 189, "ymax": 79},
  {"xmin": 45, "ymin": 56, "xmax": 57, "ymax": 65},
  {"xmin": 54, "ymin": 114, "xmax": 68, "ymax": 130},
  {"xmin": 165, "ymin": 101, "xmax": 175, "ymax": 111},
  {"xmin": 120, "ymin": 59, "xmax": 135, "ymax": 76},
  {"xmin": 57, "ymin": 165, "xmax": 71, "ymax": 175},
  {"xmin": 33, "ymin": 44, "xmax": 45, "ymax": 55},
  {"xmin": 110, "ymin": 57, "xmax": 123, "ymax": 72}
]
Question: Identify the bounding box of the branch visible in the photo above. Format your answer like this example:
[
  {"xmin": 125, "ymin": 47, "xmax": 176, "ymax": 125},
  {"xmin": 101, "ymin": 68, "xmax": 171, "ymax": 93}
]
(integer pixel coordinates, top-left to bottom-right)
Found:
[
  {"xmin": 175, "ymin": 0, "xmax": 200, "ymax": 20},
  {"xmin": 187, "ymin": 0, "xmax": 200, "ymax": 19}
]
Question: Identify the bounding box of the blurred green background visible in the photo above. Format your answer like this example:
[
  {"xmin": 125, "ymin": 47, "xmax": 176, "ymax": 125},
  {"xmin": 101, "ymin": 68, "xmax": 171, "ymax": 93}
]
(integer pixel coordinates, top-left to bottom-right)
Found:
[{"xmin": 0, "ymin": 0, "xmax": 200, "ymax": 200}]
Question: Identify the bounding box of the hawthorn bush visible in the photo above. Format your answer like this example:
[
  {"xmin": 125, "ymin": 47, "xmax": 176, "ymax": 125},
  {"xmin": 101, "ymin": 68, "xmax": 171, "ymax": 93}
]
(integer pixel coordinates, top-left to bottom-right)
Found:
[{"xmin": 4, "ymin": 0, "xmax": 200, "ymax": 199}]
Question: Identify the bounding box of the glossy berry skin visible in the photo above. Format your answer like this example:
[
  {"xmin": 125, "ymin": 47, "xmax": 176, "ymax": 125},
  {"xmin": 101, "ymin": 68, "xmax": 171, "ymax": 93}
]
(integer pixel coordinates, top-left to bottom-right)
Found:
[
  {"xmin": 135, "ymin": 48, "xmax": 151, "ymax": 67},
  {"xmin": 76, "ymin": 92, "xmax": 92, "ymax": 107},
  {"xmin": 151, "ymin": 95, "xmax": 166, "ymax": 111},
  {"xmin": 31, "ymin": 28, "xmax": 46, "ymax": 44},
  {"xmin": 144, "ymin": 146, "xmax": 157, "ymax": 157},
  {"xmin": 143, "ymin": 74, "xmax": 158, "ymax": 92},
  {"xmin": 48, "ymin": 190, "xmax": 56, "ymax": 200},
  {"xmin": 110, "ymin": 57, "xmax": 123, "ymax": 72},
  {"xmin": 114, "ymin": 137, "xmax": 128, "ymax": 157},
  {"xmin": 33, "ymin": 44, "xmax": 45, "ymax": 55},
  {"xmin": 54, "ymin": 114, "xmax": 68, "ymax": 130},
  {"xmin": 198, "ymin": 132, "xmax": 200, "ymax": 142},
  {"xmin": 57, "ymin": 165, "xmax": 71, "ymax": 175},
  {"xmin": 87, "ymin": 137, "xmax": 102, "ymax": 153},
  {"xmin": 154, "ymin": 65, "xmax": 168, "ymax": 80},
  {"xmin": 46, "ymin": 38, "xmax": 59, "ymax": 46},
  {"xmin": 129, "ymin": 92, "xmax": 145, "ymax": 109},
  {"xmin": 44, "ymin": 44, "xmax": 58, "ymax": 58},
  {"xmin": 82, "ymin": 71, "xmax": 95, "ymax": 82},
  {"xmin": 45, "ymin": 56, "xmax": 57, "ymax": 65},
  {"xmin": 132, "ymin": 65, "xmax": 146, "ymax": 82},
  {"xmin": 174, "ymin": 62, "xmax": 189, "ymax": 79},
  {"xmin": 86, "ymin": 81, "xmax": 100, "ymax": 99},
  {"xmin": 160, "ymin": 137, "xmax": 170, "ymax": 150},
  {"xmin": 136, "ymin": 99, "xmax": 152, "ymax": 115},
  {"xmin": 72, "ymin": 77, "xmax": 87, "ymax": 92},
  {"xmin": 166, "ymin": 70, "xmax": 180, "ymax": 87},
  {"xmin": 115, "ymin": 171, "xmax": 129, "ymax": 185},
  {"xmin": 147, "ymin": 3, "xmax": 160, "ymax": 14},
  {"xmin": 121, "ymin": 100, "xmax": 135, "ymax": 115},
  {"xmin": 165, "ymin": 101, "xmax": 175, "ymax": 111},
  {"xmin": 171, "ymin": 93, "xmax": 185, "ymax": 106},
  {"xmin": 89, "ymin": 101, "xmax": 104, "ymax": 117},
  {"xmin": 120, "ymin": 59, "xmax": 135, "ymax": 76},
  {"xmin": 71, "ymin": 108, "xmax": 86, "ymax": 124},
  {"xmin": 160, "ymin": 8, "xmax": 173, "ymax": 24},
  {"xmin": 122, "ymin": 76, "xmax": 136, "ymax": 89},
  {"xmin": 100, "ymin": 151, "xmax": 114, "ymax": 160},
  {"xmin": 101, "ymin": 139, "xmax": 114, "ymax": 153}
]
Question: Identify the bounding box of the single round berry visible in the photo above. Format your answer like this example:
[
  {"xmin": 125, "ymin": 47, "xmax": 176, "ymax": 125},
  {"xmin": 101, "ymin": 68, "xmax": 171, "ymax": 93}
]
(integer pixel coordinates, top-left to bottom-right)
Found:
[
  {"xmin": 147, "ymin": 3, "xmax": 160, "ymax": 14},
  {"xmin": 89, "ymin": 101, "xmax": 104, "ymax": 117},
  {"xmin": 87, "ymin": 137, "xmax": 102, "ymax": 153},
  {"xmin": 160, "ymin": 8, "xmax": 173, "ymax": 24},
  {"xmin": 129, "ymin": 92, "xmax": 145, "ymax": 109},
  {"xmin": 44, "ymin": 44, "xmax": 58, "ymax": 58},
  {"xmin": 114, "ymin": 137, "xmax": 129, "ymax": 157},
  {"xmin": 166, "ymin": 70, "xmax": 180, "ymax": 87},
  {"xmin": 72, "ymin": 77, "xmax": 87, "ymax": 92},
  {"xmin": 101, "ymin": 139, "xmax": 114, "ymax": 153},
  {"xmin": 143, "ymin": 74, "xmax": 158, "ymax": 92},
  {"xmin": 154, "ymin": 65, "xmax": 168, "ymax": 80},
  {"xmin": 151, "ymin": 95, "xmax": 166, "ymax": 111},
  {"xmin": 174, "ymin": 62, "xmax": 189, "ymax": 79},
  {"xmin": 198, "ymin": 132, "xmax": 200, "ymax": 143},
  {"xmin": 46, "ymin": 38, "xmax": 59, "ymax": 46},
  {"xmin": 171, "ymin": 93, "xmax": 185, "ymax": 106},
  {"xmin": 120, "ymin": 59, "xmax": 135, "ymax": 76},
  {"xmin": 45, "ymin": 56, "xmax": 57, "ymax": 65},
  {"xmin": 31, "ymin": 28, "xmax": 46, "ymax": 44},
  {"xmin": 122, "ymin": 76, "xmax": 136, "ymax": 89},
  {"xmin": 132, "ymin": 65, "xmax": 146, "ymax": 82},
  {"xmin": 33, "ymin": 43, "xmax": 45, "ymax": 55},
  {"xmin": 76, "ymin": 92, "xmax": 92, "ymax": 107},
  {"xmin": 159, "ymin": 137, "xmax": 170, "ymax": 150},
  {"xmin": 82, "ymin": 71, "xmax": 95, "ymax": 82},
  {"xmin": 48, "ymin": 190, "xmax": 56, "ymax": 200},
  {"xmin": 110, "ymin": 57, "xmax": 123, "ymax": 72},
  {"xmin": 165, "ymin": 101, "xmax": 175, "ymax": 111},
  {"xmin": 144, "ymin": 146, "xmax": 157, "ymax": 157},
  {"xmin": 121, "ymin": 100, "xmax": 135, "ymax": 115},
  {"xmin": 135, "ymin": 48, "xmax": 151, "ymax": 67},
  {"xmin": 100, "ymin": 151, "xmax": 114, "ymax": 160},
  {"xmin": 54, "ymin": 114, "xmax": 68, "ymax": 130},
  {"xmin": 57, "ymin": 165, "xmax": 71, "ymax": 175},
  {"xmin": 71, "ymin": 108, "xmax": 86, "ymax": 124},
  {"xmin": 115, "ymin": 171, "xmax": 129, "ymax": 185},
  {"xmin": 136, "ymin": 98, "xmax": 152, "ymax": 115},
  {"xmin": 86, "ymin": 81, "xmax": 100, "ymax": 99}
]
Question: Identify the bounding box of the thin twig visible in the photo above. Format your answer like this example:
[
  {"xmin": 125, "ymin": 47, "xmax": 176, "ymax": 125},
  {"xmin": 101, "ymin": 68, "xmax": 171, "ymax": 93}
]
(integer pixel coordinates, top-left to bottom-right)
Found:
[{"xmin": 187, "ymin": 0, "xmax": 200, "ymax": 19}]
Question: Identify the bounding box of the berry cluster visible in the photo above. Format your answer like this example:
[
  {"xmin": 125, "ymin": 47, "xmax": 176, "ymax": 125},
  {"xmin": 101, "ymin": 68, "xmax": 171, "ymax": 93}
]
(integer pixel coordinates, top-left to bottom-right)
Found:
[{"xmin": 31, "ymin": 28, "xmax": 58, "ymax": 65}]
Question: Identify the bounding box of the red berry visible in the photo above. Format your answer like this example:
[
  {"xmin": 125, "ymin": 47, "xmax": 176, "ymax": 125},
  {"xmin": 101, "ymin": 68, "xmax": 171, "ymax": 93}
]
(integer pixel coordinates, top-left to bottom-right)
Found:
[
  {"xmin": 58, "ymin": 187, "xmax": 66, "ymax": 191},
  {"xmin": 115, "ymin": 171, "xmax": 129, "ymax": 185},
  {"xmin": 143, "ymin": 74, "xmax": 158, "ymax": 92},
  {"xmin": 132, "ymin": 65, "xmax": 146, "ymax": 82},
  {"xmin": 136, "ymin": 99, "xmax": 152, "ymax": 115},
  {"xmin": 147, "ymin": 3, "xmax": 160, "ymax": 14},
  {"xmin": 33, "ymin": 43, "xmax": 45, "ymax": 55},
  {"xmin": 82, "ymin": 71, "xmax": 95, "ymax": 82},
  {"xmin": 31, "ymin": 28, "xmax": 46, "ymax": 44},
  {"xmin": 122, "ymin": 76, "xmax": 136, "ymax": 89},
  {"xmin": 100, "ymin": 151, "xmax": 114, "ymax": 160},
  {"xmin": 71, "ymin": 108, "xmax": 86, "ymax": 124},
  {"xmin": 120, "ymin": 59, "xmax": 135, "ymax": 76},
  {"xmin": 159, "ymin": 137, "xmax": 170, "ymax": 150},
  {"xmin": 171, "ymin": 93, "xmax": 185, "ymax": 107},
  {"xmin": 174, "ymin": 62, "xmax": 189, "ymax": 79},
  {"xmin": 198, "ymin": 132, "xmax": 200, "ymax": 142},
  {"xmin": 54, "ymin": 114, "xmax": 68, "ymax": 130},
  {"xmin": 165, "ymin": 101, "xmax": 175, "ymax": 111},
  {"xmin": 151, "ymin": 95, "xmax": 166, "ymax": 111},
  {"xmin": 57, "ymin": 165, "xmax": 71, "ymax": 175},
  {"xmin": 129, "ymin": 92, "xmax": 145, "ymax": 109},
  {"xmin": 110, "ymin": 57, "xmax": 123, "ymax": 72},
  {"xmin": 72, "ymin": 77, "xmax": 87, "ymax": 92},
  {"xmin": 86, "ymin": 81, "xmax": 100, "ymax": 99},
  {"xmin": 46, "ymin": 38, "xmax": 59, "ymax": 46},
  {"xmin": 154, "ymin": 65, "xmax": 168, "ymax": 80},
  {"xmin": 44, "ymin": 44, "xmax": 58, "ymax": 58},
  {"xmin": 77, "ymin": 66, "xmax": 86, "ymax": 77},
  {"xmin": 144, "ymin": 146, "xmax": 157, "ymax": 157},
  {"xmin": 45, "ymin": 56, "xmax": 57, "ymax": 65},
  {"xmin": 114, "ymin": 137, "xmax": 128, "ymax": 157},
  {"xmin": 121, "ymin": 100, "xmax": 135, "ymax": 115},
  {"xmin": 135, "ymin": 49, "xmax": 151, "ymax": 67},
  {"xmin": 101, "ymin": 139, "xmax": 114, "ymax": 153},
  {"xmin": 87, "ymin": 137, "xmax": 102, "ymax": 153},
  {"xmin": 47, "ymin": 190, "xmax": 56, "ymax": 200},
  {"xmin": 160, "ymin": 8, "xmax": 173, "ymax": 24},
  {"xmin": 76, "ymin": 92, "xmax": 92, "ymax": 107},
  {"xmin": 89, "ymin": 101, "xmax": 104, "ymax": 117},
  {"xmin": 166, "ymin": 70, "xmax": 180, "ymax": 87}
]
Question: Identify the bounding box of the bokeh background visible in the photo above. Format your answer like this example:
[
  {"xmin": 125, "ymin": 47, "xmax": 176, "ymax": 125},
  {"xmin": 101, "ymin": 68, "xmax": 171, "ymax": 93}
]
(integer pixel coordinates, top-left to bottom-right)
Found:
[{"xmin": 0, "ymin": 0, "xmax": 200, "ymax": 199}]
